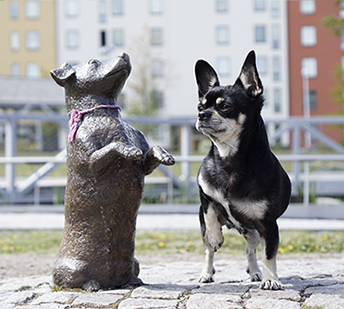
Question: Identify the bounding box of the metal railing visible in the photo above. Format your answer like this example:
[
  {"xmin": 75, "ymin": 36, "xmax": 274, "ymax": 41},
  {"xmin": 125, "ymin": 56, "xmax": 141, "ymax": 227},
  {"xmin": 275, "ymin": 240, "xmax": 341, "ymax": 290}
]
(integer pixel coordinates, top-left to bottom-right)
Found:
[{"xmin": 0, "ymin": 113, "xmax": 344, "ymax": 217}]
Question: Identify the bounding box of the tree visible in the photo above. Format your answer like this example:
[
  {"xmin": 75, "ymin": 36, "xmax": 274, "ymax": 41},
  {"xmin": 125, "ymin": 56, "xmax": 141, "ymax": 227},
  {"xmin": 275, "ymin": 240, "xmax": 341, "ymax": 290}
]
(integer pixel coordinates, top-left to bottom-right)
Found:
[{"xmin": 322, "ymin": 0, "xmax": 344, "ymax": 111}]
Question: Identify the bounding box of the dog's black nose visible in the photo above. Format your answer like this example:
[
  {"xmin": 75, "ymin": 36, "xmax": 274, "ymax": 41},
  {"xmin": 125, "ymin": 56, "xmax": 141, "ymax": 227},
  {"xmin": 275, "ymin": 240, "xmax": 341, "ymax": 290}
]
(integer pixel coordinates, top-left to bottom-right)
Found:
[{"xmin": 198, "ymin": 111, "xmax": 210, "ymax": 121}]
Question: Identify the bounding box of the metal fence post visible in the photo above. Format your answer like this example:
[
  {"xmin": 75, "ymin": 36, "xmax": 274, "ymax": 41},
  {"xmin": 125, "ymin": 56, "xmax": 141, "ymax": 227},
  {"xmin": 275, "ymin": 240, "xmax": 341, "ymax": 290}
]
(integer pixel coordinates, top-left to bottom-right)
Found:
[
  {"xmin": 5, "ymin": 117, "xmax": 17, "ymax": 202},
  {"xmin": 180, "ymin": 123, "xmax": 191, "ymax": 201}
]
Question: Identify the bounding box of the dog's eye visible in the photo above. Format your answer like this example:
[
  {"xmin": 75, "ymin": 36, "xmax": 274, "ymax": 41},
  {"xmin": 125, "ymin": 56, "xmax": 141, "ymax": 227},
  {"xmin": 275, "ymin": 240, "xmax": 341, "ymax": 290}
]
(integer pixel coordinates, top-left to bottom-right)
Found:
[
  {"xmin": 221, "ymin": 103, "xmax": 230, "ymax": 110},
  {"xmin": 198, "ymin": 105, "xmax": 204, "ymax": 112}
]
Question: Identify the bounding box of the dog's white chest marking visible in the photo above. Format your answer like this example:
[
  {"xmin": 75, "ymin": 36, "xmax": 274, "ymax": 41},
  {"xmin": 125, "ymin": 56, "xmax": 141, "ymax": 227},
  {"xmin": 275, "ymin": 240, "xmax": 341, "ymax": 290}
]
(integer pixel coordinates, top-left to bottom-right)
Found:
[
  {"xmin": 198, "ymin": 174, "xmax": 267, "ymax": 224},
  {"xmin": 212, "ymin": 113, "xmax": 246, "ymax": 158}
]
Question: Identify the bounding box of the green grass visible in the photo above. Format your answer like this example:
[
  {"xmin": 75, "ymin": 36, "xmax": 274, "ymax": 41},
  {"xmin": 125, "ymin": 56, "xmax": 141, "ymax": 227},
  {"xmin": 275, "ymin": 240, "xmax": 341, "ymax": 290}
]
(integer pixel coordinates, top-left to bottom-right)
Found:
[{"xmin": 1, "ymin": 230, "xmax": 343, "ymax": 256}]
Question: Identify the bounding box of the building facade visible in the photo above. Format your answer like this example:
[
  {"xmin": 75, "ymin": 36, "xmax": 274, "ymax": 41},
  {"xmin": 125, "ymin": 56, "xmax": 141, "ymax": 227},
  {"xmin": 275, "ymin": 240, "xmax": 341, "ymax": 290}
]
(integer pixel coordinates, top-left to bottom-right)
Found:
[
  {"xmin": 288, "ymin": 0, "xmax": 343, "ymax": 117},
  {"xmin": 55, "ymin": 0, "xmax": 289, "ymax": 119},
  {"xmin": 0, "ymin": 0, "xmax": 56, "ymax": 78}
]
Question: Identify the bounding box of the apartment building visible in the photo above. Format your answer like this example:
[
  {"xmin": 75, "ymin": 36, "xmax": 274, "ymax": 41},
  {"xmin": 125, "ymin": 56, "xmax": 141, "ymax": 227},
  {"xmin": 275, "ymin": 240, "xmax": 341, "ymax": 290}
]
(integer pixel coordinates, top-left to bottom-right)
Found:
[
  {"xmin": 0, "ymin": 0, "xmax": 56, "ymax": 78},
  {"xmin": 55, "ymin": 0, "xmax": 289, "ymax": 119},
  {"xmin": 288, "ymin": 0, "xmax": 343, "ymax": 117}
]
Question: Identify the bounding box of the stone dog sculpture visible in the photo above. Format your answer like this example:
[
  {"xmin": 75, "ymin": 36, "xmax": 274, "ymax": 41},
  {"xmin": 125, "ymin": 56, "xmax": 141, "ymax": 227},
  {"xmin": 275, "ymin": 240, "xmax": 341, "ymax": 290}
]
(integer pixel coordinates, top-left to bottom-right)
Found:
[{"xmin": 50, "ymin": 53, "xmax": 175, "ymax": 290}]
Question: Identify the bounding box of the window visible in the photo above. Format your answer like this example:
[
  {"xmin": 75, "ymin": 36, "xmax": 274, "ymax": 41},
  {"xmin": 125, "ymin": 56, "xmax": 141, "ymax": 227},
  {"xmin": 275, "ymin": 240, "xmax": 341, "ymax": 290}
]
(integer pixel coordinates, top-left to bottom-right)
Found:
[
  {"xmin": 216, "ymin": 57, "xmax": 231, "ymax": 77},
  {"xmin": 149, "ymin": 0, "xmax": 163, "ymax": 14},
  {"xmin": 10, "ymin": 1, "xmax": 19, "ymax": 19},
  {"xmin": 154, "ymin": 91, "xmax": 164, "ymax": 109},
  {"xmin": 216, "ymin": 0, "xmax": 228, "ymax": 12},
  {"xmin": 300, "ymin": 0, "xmax": 315, "ymax": 15},
  {"xmin": 309, "ymin": 91, "xmax": 317, "ymax": 110},
  {"xmin": 301, "ymin": 57, "xmax": 317, "ymax": 78},
  {"xmin": 254, "ymin": 0, "xmax": 266, "ymax": 11},
  {"xmin": 271, "ymin": 24, "xmax": 280, "ymax": 49},
  {"xmin": 152, "ymin": 59, "xmax": 163, "ymax": 77},
  {"xmin": 112, "ymin": 28, "xmax": 124, "ymax": 47},
  {"xmin": 272, "ymin": 57, "xmax": 281, "ymax": 81},
  {"xmin": 301, "ymin": 26, "xmax": 316, "ymax": 46},
  {"xmin": 99, "ymin": 0, "xmax": 107, "ymax": 23},
  {"xmin": 100, "ymin": 31, "xmax": 106, "ymax": 47},
  {"xmin": 25, "ymin": 31, "xmax": 40, "ymax": 50},
  {"xmin": 11, "ymin": 63, "xmax": 20, "ymax": 76},
  {"xmin": 273, "ymin": 88, "xmax": 281, "ymax": 113},
  {"xmin": 10, "ymin": 31, "xmax": 20, "ymax": 51},
  {"xmin": 25, "ymin": 1, "xmax": 39, "ymax": 19},
  {"xmin": 65, "ymin": 0, "xmax": 79, "ymax": 17},
  {"xmin": 26, "ymin": 62, "xmax": 41, "ymax": 78},
  {"xmin": 271, "ymin": 0, "xmax": 280, "ymax": 18},
  {"xmin": 257, "ymin": 56, "xmax": 268, "ymax": 75},
  {"xmin": 151, "ymin": 28, "xmax": 163, "ymax": 46},
  {"xmin": 255, "ymin": 25, "xmax": 266, "ymax": 43},
  {"xmin": 112, "ymin": 0, "xmax": 123, "ymax": 15},
  {"xmin": 66, "ymin": 30, "xmax": 79, "ymax": 49},
  {"xmin": 216, "ymin": 25, "xmax": 229, "ymax": 45}
]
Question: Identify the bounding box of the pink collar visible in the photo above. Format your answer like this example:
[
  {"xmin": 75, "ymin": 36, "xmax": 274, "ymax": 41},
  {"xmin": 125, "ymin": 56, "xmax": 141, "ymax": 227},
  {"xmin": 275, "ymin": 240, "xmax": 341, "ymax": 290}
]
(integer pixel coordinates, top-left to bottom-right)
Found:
[{"xmin": 68, "ymin": 104, "xmax": 121, "ymax": 142}]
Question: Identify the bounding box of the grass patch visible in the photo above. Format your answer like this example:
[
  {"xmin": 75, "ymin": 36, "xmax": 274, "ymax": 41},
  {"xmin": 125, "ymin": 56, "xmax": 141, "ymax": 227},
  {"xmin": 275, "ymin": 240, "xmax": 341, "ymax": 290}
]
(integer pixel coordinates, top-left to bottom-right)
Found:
[{"xmin": 0, "ymin": 230, "xmax": 343, "ymax": 256}]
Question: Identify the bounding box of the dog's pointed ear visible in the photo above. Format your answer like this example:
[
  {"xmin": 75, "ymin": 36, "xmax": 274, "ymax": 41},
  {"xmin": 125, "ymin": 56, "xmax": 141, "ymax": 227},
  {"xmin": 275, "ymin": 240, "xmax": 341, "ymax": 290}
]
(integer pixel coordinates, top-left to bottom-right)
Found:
[
  {"xmin": 50, "ymin": 62, "xmax": 76, "ymax": 87},
  {"xmin": 236, "ymin": 50, "xmax": 263, "ymax": 97},
  {"xmin": 195, "ymin": 60, "xmax": 220, "ymax": 100}
]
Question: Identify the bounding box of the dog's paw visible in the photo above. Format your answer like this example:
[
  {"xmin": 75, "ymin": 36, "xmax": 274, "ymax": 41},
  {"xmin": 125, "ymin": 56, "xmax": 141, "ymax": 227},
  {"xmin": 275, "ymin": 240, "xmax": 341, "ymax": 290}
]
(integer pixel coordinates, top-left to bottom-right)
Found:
[
  {"xmin": 260, "ymin": 279, "xmax": 282, "ymax": 290},
  {"xmin": 198, "ymin": 273, "xmax": 214, "ymax": 283},
  {"xmin": 246, "ymin": 266, "xmax": 262, "ymax": 282}
]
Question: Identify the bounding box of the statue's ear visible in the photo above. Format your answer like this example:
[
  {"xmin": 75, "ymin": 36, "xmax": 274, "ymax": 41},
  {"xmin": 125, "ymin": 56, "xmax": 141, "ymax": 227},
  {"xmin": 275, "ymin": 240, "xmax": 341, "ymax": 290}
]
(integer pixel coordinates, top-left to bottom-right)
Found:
[{"xmin": 50, "ymin": 62, "xmax": 76, "ymax": 87}]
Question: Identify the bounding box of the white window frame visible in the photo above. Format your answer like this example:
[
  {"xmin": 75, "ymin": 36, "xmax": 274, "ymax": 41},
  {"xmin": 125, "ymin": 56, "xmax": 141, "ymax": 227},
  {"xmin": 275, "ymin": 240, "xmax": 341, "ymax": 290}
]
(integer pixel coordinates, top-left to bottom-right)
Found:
[
  {"xmin": 255, "ymin": 25, "xmax": 266, "ymax": 43},
  {"xmin": 301, "ymin": 26, "xmax": 317, "ymax": 46},
  {"xmin": 149, "ymin": 0, "xmax": 163, "ymax": 15},
  {"xmin": 25, "ymin": 31, "xmax": 40, "ymax": 51},
  {"xmin": 151, "ymin": 27, "xmax": 163, "ymax": 46},
  {"xmin": 26, "ymin": 62, "xmax": 41, "ymax": 78},
  {"xmin": 25, "ymin": 1, "xmax": 40, "ymax": 19},
  {"xmin": 66, "ymin": 29, "xmax": 80, "ymax": 49},
  {"xmin": 257, "ymin": 56, "xmax": 268, "ymax": 75},
  {"xmin": 112, "ymin": 28, "xmax": 124, "ymax": 47},
  {"xmin": 216, "ymin": 25, "xmax": 229, "ymax": 45},
  {"xmin": 300, "ymin": 0, "xmax": 315, "ymax": 15},
  {"xmin": 216, "ymin": 0, "xmax": 228, "ymax": 13},
  {"xmin": 10, "ymin": 1, "xmax": 19, "ymax": 19},
  {"xmin": 301, "ymin": 57, "xmax": 318, "ymax": 78},
  {"xmin": 216, "ymin": 56, "xmax": 231, "ymax": 77},
  {"xmin": 65, "ymin": 0, "xmax": 79, "ymax": 18},
  {"xmin": 254, "ymin": 0, "xmax": 266, "ymax": 11},
  {"xmin": 152, "ymin": 59, "xmax": 164, "ymax": 77},
  {"xmin": 112, "ymin": 0, "xmax": 123, "ymax": 15},
  {"xmin": 11, "ymin": 63, "xmax": 20, "ymax": 76},
  {"xmin": 10, "ymin": 31, "xmax": 20, "ymax": 51},
  {"xmin": 271, "ymin": 24, "xmax": 280, "ymax": 49}
]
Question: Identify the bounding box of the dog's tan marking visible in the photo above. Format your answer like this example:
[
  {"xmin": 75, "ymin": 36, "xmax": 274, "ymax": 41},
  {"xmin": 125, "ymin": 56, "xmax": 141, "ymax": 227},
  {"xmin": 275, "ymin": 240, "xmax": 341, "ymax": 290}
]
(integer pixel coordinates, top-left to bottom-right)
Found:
[
  {"xmin": 216, "ymin": 97, "xmax": 225, "ymax": 105},
  {"xmin": 202, "ymin": 99, "xmax": 207, "ymax": 105}
]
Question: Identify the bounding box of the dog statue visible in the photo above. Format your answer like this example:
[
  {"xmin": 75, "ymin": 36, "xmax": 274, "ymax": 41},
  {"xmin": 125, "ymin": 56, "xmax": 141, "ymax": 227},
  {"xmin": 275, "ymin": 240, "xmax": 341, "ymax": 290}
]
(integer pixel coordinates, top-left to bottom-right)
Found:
[
  {"xmin": 194, "ymin": 51, "xmax": 291, "ymax": 290},
  {"xmin": 50, "ymin": 53, "xmax": 175, "ymax": 290}
]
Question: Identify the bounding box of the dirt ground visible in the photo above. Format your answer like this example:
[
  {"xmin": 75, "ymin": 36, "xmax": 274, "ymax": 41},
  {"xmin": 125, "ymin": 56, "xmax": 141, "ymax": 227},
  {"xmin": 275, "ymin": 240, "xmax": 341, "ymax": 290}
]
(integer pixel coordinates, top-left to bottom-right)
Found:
[
  {"xmin": 0, "ymin": 254, "xmax": 205, "ymax": 280},
  {"xmin": 1, "ymin": 253, "xmax": 343, "ymax": 281}
]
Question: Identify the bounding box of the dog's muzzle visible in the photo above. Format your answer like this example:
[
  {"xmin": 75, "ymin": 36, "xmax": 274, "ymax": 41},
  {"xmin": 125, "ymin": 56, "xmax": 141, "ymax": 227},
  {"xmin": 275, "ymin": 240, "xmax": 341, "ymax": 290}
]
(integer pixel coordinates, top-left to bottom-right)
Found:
[{"xmin": 198, "ymin": 111, "xmax": 212, "ymax": 121}]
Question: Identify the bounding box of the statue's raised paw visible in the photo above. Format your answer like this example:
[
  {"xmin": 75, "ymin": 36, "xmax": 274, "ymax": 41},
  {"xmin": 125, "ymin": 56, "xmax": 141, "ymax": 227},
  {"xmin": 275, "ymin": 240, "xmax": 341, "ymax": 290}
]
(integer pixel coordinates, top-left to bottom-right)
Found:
[{"xmin": 149, "ymin": 145, "xmax": 175, "ymax": 165}]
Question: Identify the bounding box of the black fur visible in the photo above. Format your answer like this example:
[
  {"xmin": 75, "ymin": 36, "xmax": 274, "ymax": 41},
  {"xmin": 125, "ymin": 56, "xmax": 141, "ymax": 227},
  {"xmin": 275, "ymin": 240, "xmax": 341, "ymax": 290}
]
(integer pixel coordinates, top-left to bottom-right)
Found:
[{"xmin": 195, "ymin": 50, "xmax": 291, "ymax": 290}]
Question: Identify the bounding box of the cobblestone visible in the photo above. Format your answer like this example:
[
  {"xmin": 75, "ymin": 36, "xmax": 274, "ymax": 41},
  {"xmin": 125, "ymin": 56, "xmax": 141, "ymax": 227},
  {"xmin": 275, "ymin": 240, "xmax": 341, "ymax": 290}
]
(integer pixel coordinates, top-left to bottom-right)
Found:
[{"xmin": 0, "ymin": 257, "xmax": 343, "ymax": 308}]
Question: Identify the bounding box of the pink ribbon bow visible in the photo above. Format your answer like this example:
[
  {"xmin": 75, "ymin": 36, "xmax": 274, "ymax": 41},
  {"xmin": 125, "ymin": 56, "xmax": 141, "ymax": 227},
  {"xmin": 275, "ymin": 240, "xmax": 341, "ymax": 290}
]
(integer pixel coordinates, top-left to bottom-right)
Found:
[{"xmin": 67, "ymin": 105, "xmax": 121, "ymax": 142}]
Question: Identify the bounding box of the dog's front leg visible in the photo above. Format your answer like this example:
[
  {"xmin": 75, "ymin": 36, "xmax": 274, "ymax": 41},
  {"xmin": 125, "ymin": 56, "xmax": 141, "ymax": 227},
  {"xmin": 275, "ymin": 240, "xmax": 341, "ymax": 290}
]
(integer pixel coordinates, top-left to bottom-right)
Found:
[
  {"xmin": 260, "ymin": 221, "xmax": 281, "ymax": 290},
  {"xmin": 198, "ymin": 204, "xmax": 223, "ymax": 283},
  {"xmin": 243, "ymin": 229, "xmax": 262, "ymax": 282}
]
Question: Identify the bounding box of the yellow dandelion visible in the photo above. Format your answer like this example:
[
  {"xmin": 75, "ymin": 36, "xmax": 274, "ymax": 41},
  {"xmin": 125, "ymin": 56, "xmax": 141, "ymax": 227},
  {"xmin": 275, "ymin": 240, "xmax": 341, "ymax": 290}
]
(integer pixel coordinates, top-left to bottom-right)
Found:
[{"xmin": 158, "ymin": 242, "xmax": 165, "ymax": 247}]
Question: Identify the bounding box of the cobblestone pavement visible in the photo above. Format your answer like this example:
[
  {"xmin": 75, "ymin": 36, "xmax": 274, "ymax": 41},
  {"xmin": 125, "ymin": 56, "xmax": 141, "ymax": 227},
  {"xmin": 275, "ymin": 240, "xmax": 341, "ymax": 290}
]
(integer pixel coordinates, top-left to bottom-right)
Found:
[{"xmin": 0, "ymin": 256, "xmax": 343, "ymax": 309}]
